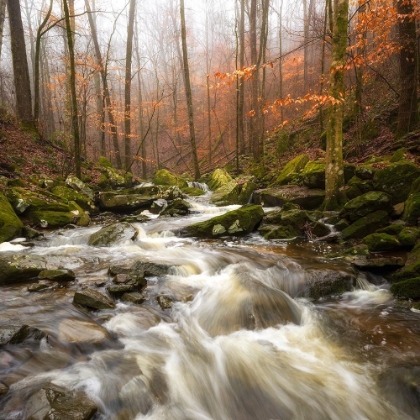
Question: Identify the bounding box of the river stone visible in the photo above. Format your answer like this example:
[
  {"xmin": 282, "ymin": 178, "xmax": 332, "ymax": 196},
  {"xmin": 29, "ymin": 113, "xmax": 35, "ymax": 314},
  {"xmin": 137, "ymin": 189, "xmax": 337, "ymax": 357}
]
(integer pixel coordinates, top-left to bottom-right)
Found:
[
  {"xmin": 106, "ymin": 283, "xmax": 137, "ymax": 296},
  {"xmin": 0, "ymin": 254, "xmax": 47, "ymax": 285},
  {"xmin": 73, "ymin": 289, "xmax": 116, "ymax": 310},
  {"xmin": 88, "ymin": 223, "xmax": 138, "ymax": 247},
  {"xmin": 162, "ymin": 186, "xmax": 184, "ymax": 201},
  {"xmin": 341, "ymin": 210, "xmax": 389, "ymax": 240},
  {"xmin": 24, "ymin": 383, "xmax": 97, "ymax": 420},
  {"xmin": 98, "ymin": 192, "xmax": 154, "ymax": 212},
  {"xmin": 150, "ymin": 198, "xmax": 167, "ymax": 214},
  {"xmin": 130, "ymin": 261, "xmax": 172, "ymax": 278},
  {"xmin": 28, "ymin": 280, "xmax": 58, "ymax": 292},
  {"xmin": 0, "ymin": 381, "xmax": 8, "ymax": 395},
  {"xmin": 0, "ymin": 192, "xmax": 23, "ymax": 243},
  {"xmin": 156, "ymin": 295, "xmax": 174, "ymax": 310},
  {"xmin": 153, "ymin": 169, "xmax": 188, "ymax": 188},
  {"xmin": 276, "ymin": 153, "xmax": 310, "ymax": 185},
  {"xmin": 339, "ymin": 191, "xmax": 393, "ymax": 222},
  {"xmin": 52, "ymin": 184, "xmax": 97, "ymax": 213},
  {"xmin": 183, "ymin": 204, "xmax": 264, "ymax": 238},
  {"xmin": 307, "ymin": 271, "xmax": 356, "ymax": 300},
  {"xmin": 58, "ymin": 318, "xmax": 110, "ymax": 344},
  {"xmin": 210, "ymin": 179, "xmax": 257, "ymax": 206},
  {"xmin": 390, "ymin": 277, "xmax": 420, "ymax": 299},
  {"xmin": 121, "ymin": 292, "xmax": 146, "ymax": 304},
  {"xmin": 65, "ymin": 175, "xmax": 94, "ymax": 200},
  {"xmin": 8, "ymin": 325, "xmax": 46, "ymax": 345},
  {"xmin": 362, "ymin": 233, "xmax": 401, "ymax": 252},
  {"xmin": 0, "ymin": 325, "xmax": 22, "ymax": 345},
  {"xmin": 253, "ymin": 186, "xmax": 325, "ymax": 210},
  {"xmin": 38, "ymin": 269, "xmax": 76, "ymax": 282},
  {"xmin": 345, "ymin": 255, "xmax": 405, "ymax": 271},
  {"xmin": 160, "ymin": 198, "xmax": 191, "ymax": 216}
]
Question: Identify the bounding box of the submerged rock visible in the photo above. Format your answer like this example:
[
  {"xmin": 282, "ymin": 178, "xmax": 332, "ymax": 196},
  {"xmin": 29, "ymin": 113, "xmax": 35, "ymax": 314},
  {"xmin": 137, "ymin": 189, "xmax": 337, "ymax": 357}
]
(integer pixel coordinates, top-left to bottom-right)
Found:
[
  {"xmin": 182, "ymin": 204, "xmax": 264, "ymax": 238},
  {"xmin": 38, "ymin": 269, "xmax": 76, "ymax": 282},
  {"xmin": 73, "ymin": 289, "xmax": 116, "ymax": 310},
  {"xmin": 88, "ymin": 223, "xmax": 138, "ymax": 247},
  {"xmin": 58, "ymin": 318, "xmax": 110, "ymax": 344},
  {"xmin": 7, "ymin": 325, "xmax": 46, "ymax": 345},
  {"xmin": 24, "ymin": 383, "xmax": 97, "ymax": 420}
]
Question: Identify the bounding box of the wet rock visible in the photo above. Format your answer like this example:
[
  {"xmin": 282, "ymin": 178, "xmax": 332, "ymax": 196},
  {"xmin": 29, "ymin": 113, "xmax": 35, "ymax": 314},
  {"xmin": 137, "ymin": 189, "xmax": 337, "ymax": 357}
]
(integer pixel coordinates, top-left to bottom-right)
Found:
[
  {"xmin": 152, "ymin": 169, "xmax": 188, "ymax": 189},
  {"xmin": 373, "ymin": 161, "xmax": 420, "ymax": 204},
  {"xmin": 68, "ymin": 201, "xmax": 91, "ymax": 227},
  {"xmin": 210, "ymin": 178, "xmax": 257, "ymax": 206},
  {"xmin": 51, "ymin": 184, "xmax": 97, "ymax": 213},
  {"xmin": 121, "ymin": 292, "xmax": 146, "ymax": 304},
  {"xmin": 162, "ymin": 186, "xmax": 184, "ymax": 201},
  {"xmin": 160, "ymin": 198, "xmax": 191, "ymax": 216},
  {"xmin": 24, "ymin": 383, "xmax": 97, "ymax": 420},
  {"xmin": 301, "ymin": 160, "xmax": 325, "ymax": 189},
  {"xmin": 73, "ymin": 289, "xmax": 116, "ymax": 310},
  {"xmin": 391, "ymin": 278, "xmax": 420, "ymax": 299},
  {"xmin": 403, "ymin": 192, "xmax": 420, "ymax": 224},
  {"xmin": 150, "ymin": 198, "xmax": 167, "ymax": 214},
  {"xmin": 391, "ymin": 242, "xmax": 420, "ymax": 282},
  {"xmin": 362, "ymin": 233, "xmax": 401, "ymax": 252},
  {"xmin": 65, "ymin": 175, "xmax": 94, "ymax": 200},
  {"xmin": 183, "ymin": 204, "xmax": 264, "ymax": 238},
  {"xmin": 307, "ymin": 271, "xmax": 356, "ymax": 300},
  {"xmin": 38, "ymin": 269, "xmax": 75, "ymax": 282},
  {"xmin": 0, "ymin": 254, "xmax": 46, "ymax": 285},
  {"xmin": 58, "ymin": 318, "xmax": 110, "ymax": 344},
  {"xmin": 98, "ymin": 192, "xmax": 154, "ymax": 212},
  {"xmin": 106, "ymin": 283, "xmax": 137, "ymax": 296},
  {"xmin": 341, "ymin": 210, "xmax": 389, "ymax": 240},
  {"xmin": 22, "ymin": 226, "xmax": 43, "ymax": 240},
  {"xmin": 0, "ymin": 325, "xmax": 21, "ymax": 345},
  {"xmin": 120, "ymin": 214, "xmax": 150, "ymax": 223},
  {"xmin": 398, "ymin": 227, "xmax": 420, "ymax": 247},
  {"xmin": 339, "ymin": 191, "xmax": 393, "ymax": 222},
  {"xmin": 156, "ymin": 295, "xmax": 174, "ymax": 310},
  {"xmin": 208, "ymin": 168, "xmax": 232, "ymax": 191},
  {"xmin": 253, "ymin": 186, "xmax": 325, "ymax": 210},
  {"xmin": 8, "ymin": 325, "xmax": 46, "ymax": 345},
  {"xmin": 130, "ymin": 261, "xmax": 172, "ymax": 278},
  {"xmin": 88, "ymin": 223, "xmax": 138, "ymax": 247},
  {"xmin": 346, "ymin": 255, "xmax": 405, "ymax": 271},
  {"xmin": 0, "ymin": 192, "xmax": 23, "ymax": 243},
  {"xmin": 276, "ymin": 153, "xmax": 310, "ymax": 185},
  {"xmin": 0, "ymin": 381, "xmax": 8, "ymax": 395},
  {"xmin": 28, "ymin": 280, "xmax": 58, "ymax": 292}
]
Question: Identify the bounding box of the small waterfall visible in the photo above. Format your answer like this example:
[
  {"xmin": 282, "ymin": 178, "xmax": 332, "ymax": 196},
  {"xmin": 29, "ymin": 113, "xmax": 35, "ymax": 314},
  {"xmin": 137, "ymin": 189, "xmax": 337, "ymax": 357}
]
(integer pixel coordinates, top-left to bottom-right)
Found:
[{"xmin": 188, "ymin": 181, "xmax": 210, "ymax": 193}]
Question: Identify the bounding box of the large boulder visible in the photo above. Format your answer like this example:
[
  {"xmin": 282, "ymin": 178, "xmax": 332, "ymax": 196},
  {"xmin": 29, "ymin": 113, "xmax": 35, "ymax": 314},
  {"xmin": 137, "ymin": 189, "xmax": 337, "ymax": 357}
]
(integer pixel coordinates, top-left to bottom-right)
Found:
[
  {"xmin": 208, "ymin": 168, "xmax": 232, "ymax": 191},
  {"xmin": 51, "ymin": 184, "xmax": 97, "ymax": 213},
  {"xmin": 301, "ymin": 161, "xmax": 325, "ymax": 189},
  {"xmin": 211, "ymin": 179, "xmax": 257, "ymax": 206},
  {"xmin": 58, "ymin": 318, "xmax": 110, "ymax": 344},
  {"xmin": 0, "ymin": 254, "xmax": 47, "ymax": 285},
  {"xmin": 339, "ymin": 191, "xmax": 393, "ymax": 222},
  {"xmin": 373, "ymin": 162, "xmax": 420, "ymax": 204},
  {"xmin": 344, "ymin": 176, "xmax": 374, "ymax": 200},
  {"xmin": 362, "ymin": 233, "xmax": 401, "ymax": 252},
  {"xmin": 0, "ymin": 192, "xmax": 23, "ymax": 243},
  {"xmin": 182, "ymin": 204, "xmax": 264, "ymax": 238},
  {"xmin": 160, "ymin": 198, "xmax": 191, "ymax": 216},
  {"xmin": 276, "ymin": 153, "xmax": 309, "ymax": 185},
  {"xmin": 391, "ymin": 242, "xmax": 420, "ymax": 282},
  {"xmin": 152, "ymin": 169, "xmax": 188, "ymax": 189},
  {"xmin": 24, "ymin": 383, "xmax": 97, "ymax": 420},
  {"xmin": 253, "ymin": 185, "xmax": 325, "ymax": 210},
  {"xmin": 65, "ymin": 175, "xmax": 94, "ymax": 200},
  {"xmin": 99, "ymin": 165, "xmax": 130, "ymax": 189},
  {"xmin": 341, "ymin": 210, "xmax": 389, "ymax": 240},
  {"xmin": 88, "ymin": 223, "xmax": 138, "ymax": 247},
  {"xmin": 403, "ymin": 192, "xmax": 420, "ymax": 224},
  {"xmin": 98, "ymin": 192, "xmax": 154, "ymax": 212},
  {"xmin": 73, "ymin": 288, "xmax": 116, "ymax": 310},
  {"xmin": 398, "ymin": 227, "xmax": 420, "ymax": 247},
  {"xmin": 390, "ymin": 277, "xmax": 420, "ymax": 299}
]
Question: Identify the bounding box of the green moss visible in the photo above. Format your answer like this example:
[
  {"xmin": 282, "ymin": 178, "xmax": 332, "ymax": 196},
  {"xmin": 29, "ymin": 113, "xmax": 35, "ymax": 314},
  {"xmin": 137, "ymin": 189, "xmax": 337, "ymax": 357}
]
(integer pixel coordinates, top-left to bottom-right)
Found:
[
  {"xmin": 208, "ymin": 168, "xmax": 233, "ymax": 191},
  {"xmin": 390, "ymin": 148, "xmax": 406, "ymax": 163},
  {"xmin": 391, "ymin": 242, "xmax": 420, "ymax": 282},
  {"xmin": 276, "ymin": 154, "xmax": 310, "ymax": 185},
  {"xmin": 26, "ymin": 210, "xmax": 74, "ymax": 228},
  {"xmin": 398, "ymin": 227, "xmax": 420, "ymax": 247},
  {"xmin": 0, "ymin": 193, "xmax": 23, "ymax": 243},
  {"xmin": 52, "ymin": 185, "xmax": 96, "ymax": 212},
  {"xmin": 69, "ymin": 201, "xmax": 90, "ymax": 227},
  {"xmin": 98, "ymin": 156, "xmax": 112, "ymax": 168},
  {"xmin": 376, "ymin": 224, "xmax": 405, "ymax": 235},
  {"xmin": 153, "ymin": 169, "xmax": 188, "ymax": 189},
  {"xmin": 362, "ymin": 233, "xmax": 400, "ymax": 252},
  {"xmin": 403, "ymin": 192, "xmax": 420, "ymax": 224},
  {"xmin": 355, "ymin": 165, "xmax": 375, "ymax": 180},
  {"xmin": 211, "ymin": 180, "xmax": 257, "ymax": 206},
  {"xmin": 341, "ymin": 210, "xmax": 389, "ymax": 240},
  {"xmin": 181, "ymin": 187, "xmax": 205, "ymax": 196},
  {"xmin": 301, "ymin": 161, "xmax": 325, "ymax": 189},
  {"xmin": 184, "ymin": 204, "xmax": 264, "ymax": 238},
  {"xmin": 391, "ymin": 278, "xmax": 420, "ymax": 299}
]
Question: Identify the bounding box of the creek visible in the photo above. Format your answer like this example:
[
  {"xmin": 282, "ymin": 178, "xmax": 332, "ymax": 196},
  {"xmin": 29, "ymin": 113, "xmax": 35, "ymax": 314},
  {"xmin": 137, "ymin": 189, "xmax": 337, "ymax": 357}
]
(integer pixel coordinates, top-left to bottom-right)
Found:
[{"xmin": 0, "ymin": 189, "xmax": 420, "ymax": 419}]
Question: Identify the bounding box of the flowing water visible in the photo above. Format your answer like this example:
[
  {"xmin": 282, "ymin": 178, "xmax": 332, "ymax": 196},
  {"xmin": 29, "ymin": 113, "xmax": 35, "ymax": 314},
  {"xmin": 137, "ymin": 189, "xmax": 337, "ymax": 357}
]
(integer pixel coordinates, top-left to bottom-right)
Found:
[{"xmin": 1, "ymin": 189, "xmax": 420, "ymax": 419}]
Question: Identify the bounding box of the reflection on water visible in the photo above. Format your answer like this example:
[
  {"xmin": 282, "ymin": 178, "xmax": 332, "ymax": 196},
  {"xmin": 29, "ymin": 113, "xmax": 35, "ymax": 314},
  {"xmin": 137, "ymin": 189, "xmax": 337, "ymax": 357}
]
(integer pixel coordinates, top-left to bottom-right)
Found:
[{"xmin": 0, "ymin": 195, "xmax": 419, "ymax": 419}]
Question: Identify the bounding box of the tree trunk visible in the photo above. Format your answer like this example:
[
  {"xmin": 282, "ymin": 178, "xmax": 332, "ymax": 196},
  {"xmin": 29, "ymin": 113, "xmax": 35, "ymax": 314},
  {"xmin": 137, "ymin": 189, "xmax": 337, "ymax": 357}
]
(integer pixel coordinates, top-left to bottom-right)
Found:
[
  {"xmin": 278, "ymin": 0, "xmax": 284, "ymax": 123},
  {"xmin": 0, "ymin": 0, "xmax": 7, "ymax": 59},
  {"xmin": 124, "ymin": 0, "xmax": 136, "ymax": 172},
  {"xmin": 180, "ymin": 0, "xmax": 200, "ymax": 179},
  {"xmin": 324, "ymin": 0, "xmax": 348, "ymax": 210},
  {"xmin": 63, "ymin": 0, "xmax": 81, "ymax": 178},
  {"xmin": 8, "ymin": 0, "xmax": 34, "ymax": 127},
  {"xmin": 396, "ymin": 0, "xmax": 418, "ymax": 138},
  {"xmin": 238, "ymin": 0, "xmax": 245, "ymax": 153}
]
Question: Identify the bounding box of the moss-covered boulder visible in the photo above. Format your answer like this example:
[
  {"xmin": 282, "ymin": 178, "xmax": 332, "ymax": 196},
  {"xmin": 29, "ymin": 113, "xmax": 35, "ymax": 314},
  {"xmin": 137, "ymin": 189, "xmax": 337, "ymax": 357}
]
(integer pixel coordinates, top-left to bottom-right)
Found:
[
  {"xmin": 153, "ymin": 169, "xmax": 188, "ymax": 189},
  {"xmin": 0, "ymin": 193, "xmax": 23, "ymax": 243},
  {"xmin": 373, "ymin": 162, "xmax": 420, "ymax": 204},
  {"xmin": 182, "ymin": 204, "xmax": 263, "ymax": 238},
  {"xmin": 341, "ymin": 210, "xmax": 389, "ymax": 240},
  {"xmin": 38, "ymin": 269, "xmax": 75, "ymax": 282},
  {"xmin": 398, "ymin": 227, "xmax": 420, "ymax": 247},
  {"xmin": 52, "ymin": 184, "xmax": 96, "ymax": 213},
  {"xmin": 99, "ymin": 166, "xmax": 129, "ymax": 189},
  {"xmin": 340, "ymin": 191, "xmax": 392, "ymax": 222},
  {"xmin": 208, "ymin": 168, "xmax": 232, "ymax": 191},
  {"xmin": 0, "ymin": 254, "xmax": 47, "ymax": 285},
  {"xmin": 391, "ymin": 242, "xmax": 420, "ymax": 282},
  {"xmin": 98, "ymin": 192, "xmax": 154, "ymax": 212},
  {"xmin": 65, "ymin": 175, "xmax": 94, "ymax": 200},
  {"xmin": 390, "ymin": 148, "xmax": 406, "ymax": 163},
  {"xmin": 276, "ymin": 154, "xmax": 310, "ymax": 185},
  {"xmin": 355, "ymin": 165, "xmax": 375, "ymax": 180},
  {"xmin": 344, "ymin": 176, "xmax": 374, "ymax": 200},
  {"xmin": 160, "ymin": 198, "xmax": 191, "ymax": 217},
  {"xmin": 211, "ymin": 179, "xmax": 257, "ymax": 206},
  {"xmin": 68, "ymin": 201, "xmax": 90, "ymax": 227},
  {"xmin": 362, "ymin": 233, "xmax": 401, "ymax": 252},
  {"xmin": 377, "ymin": 223, "xmax": 405, "ymax": 235},
  {"xmin": 301, "ymin": 161, "xmax": 325, "ymax": 189},
  {"xmin": 253, "ymin": 186, "xmax": 325, "ymax": 210},
  {"xmin": 390, "ymin": 278, "xmax": 420, "ymax": 299},
  {"xmin": 88, "ymin": 223, "xmax": 138, "ymax": 247},
  {"xmin": 181, "ymin": 186, "xmax": 205, "ymax": 196},
  {"xmin": 403, "ymin": 192, "xmax": 420, "ymax": 224}
]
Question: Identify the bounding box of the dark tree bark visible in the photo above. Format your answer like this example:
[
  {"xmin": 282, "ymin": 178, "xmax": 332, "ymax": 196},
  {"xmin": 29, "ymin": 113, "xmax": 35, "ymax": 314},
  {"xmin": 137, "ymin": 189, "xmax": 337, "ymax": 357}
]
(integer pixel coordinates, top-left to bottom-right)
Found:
[
  {"xmin": 0, "ymin": 0, "xmax": 7, "ymax": 59},
  {"xmin": 7, "ymin": 0, "xmax": 34, "ymax": 127},
  {"xmin": 396, "ymin": 0, "xmax": 418, "ymax": 138},
  {"xmin": 180, "ymin": 0, "xmax": 200, "ymax": 179}
]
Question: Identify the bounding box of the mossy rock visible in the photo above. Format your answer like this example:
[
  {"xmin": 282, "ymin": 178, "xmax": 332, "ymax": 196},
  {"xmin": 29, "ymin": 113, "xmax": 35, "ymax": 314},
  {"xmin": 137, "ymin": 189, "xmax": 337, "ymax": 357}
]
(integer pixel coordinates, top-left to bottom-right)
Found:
[
  {"xmin": 152, "ymin": 169, "xmax": 188, "ymax": 189},
  {"xmin": 98, "ymin": 156, "xmax": 112, "ymax": 168},
  {"xmin": 88, "ymin": 223, "xmax": 138, "ymax": 247},
  {"xmin": 398, "ymin": 227, "xmax": 420, "ymax": 247},
  {"xmin": 362, "ymin": 233, "xmax": 400, "ymax": 252},
  {"xmin": 276, "ymin": 154, "xmax": 309, "ymax": 185},
  {"xmin": 98, "ymin": 192, "xmax": 154, "ymax": 212},
  {"xmin": 160, "ymin": 199, "xmax": 191, "ymax": 217},
  {"xmin": 403, "ymin": 192, "xmax": 420, "ymax": 224},
  {"xmin": 99, "ymin": 167, "xmax": 127, "ymax": 189},
  {"xmin": 38, "ymin": 269, "xmax": 75, "ymax": 282},
  {"xmin": 68, "ymin": 201, "xmax": 90, "ymax": 227},
  {"xmin": 0, "ymin": 254, "xmax": 47, "ymax": 285},
  {"xmin": 376, "ymin": 223, "xmax": 405, "ymax": 235},
  {"xmin": 343, "ymin": 163, "xmax": 356, "ymax": 183},
  {"xmin": 181, "ymin": 187, "xmax": 205, "ymax": 196},
  {"xmin": 211, "ymin": 179, "xmax": 257, "ymax": 206},
  {"xmin": 0, "ymin": 193, "xmax": 23, "ymax": 243},
  {"xmin": 345, "ymin": 176, "xmax": 374, "ymax": 200},
  {"xmin": 355, "ymin": 165, "xmax": 375, "ymax": 180},
  {"xmin": 391, "ymin": 242, "xmax": 420, "ymax": 282},
  {"xmin": 52, "ymin": 185, "xmax": 96, "ymax": 212},
  {"xmin": 390, "ymin": 277, "xmax": 420, "ymax": 299},
  {"xmin": 65, "ymin": 175, "xmax": 94, "ymax": 200},
  {"xmin": 301, "ymin": 161, "xmax": 325, "ymax": 189},
  {"xmin": 26, "ymin": 210, "xmax": 75, "ymax": 228},
  {"xmin": 183, "ymin": 204, "xmax": 263, "ymax": 238},
  {"xmin": 339, "ymin": 191, "xmax": 392, "ymax": 222},
  {"xmin": 390, "ymin": 148, "xmax": 406, "ymax": 163},
  {"xmin": 341, "ymin": 210, "xmax": 389, "ymax": 240},
  {"xmin": 373, "ymin": 162, "xmax": 420, "ymax": 204},
  {"xmin": 208, "ymin": 168, "xmax": 233, "ymax": 191}
]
